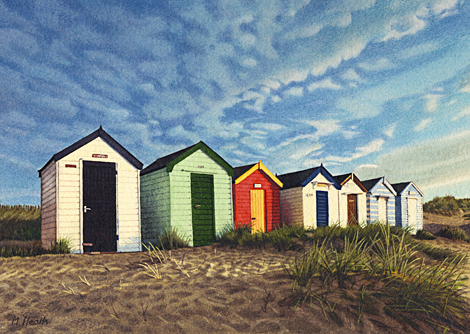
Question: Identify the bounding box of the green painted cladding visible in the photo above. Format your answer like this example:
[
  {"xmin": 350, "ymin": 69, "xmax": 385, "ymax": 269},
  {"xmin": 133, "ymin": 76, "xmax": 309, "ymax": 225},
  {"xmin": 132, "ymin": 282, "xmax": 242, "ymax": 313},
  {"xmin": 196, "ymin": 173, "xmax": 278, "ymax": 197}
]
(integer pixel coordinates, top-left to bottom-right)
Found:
[
  {"xmin": 140, "ymin": 168, "xmax": 171, "ymax": 246},
  {"xmin": 141, "ymin": 149, "xmax": 232, "ymax": 247}
]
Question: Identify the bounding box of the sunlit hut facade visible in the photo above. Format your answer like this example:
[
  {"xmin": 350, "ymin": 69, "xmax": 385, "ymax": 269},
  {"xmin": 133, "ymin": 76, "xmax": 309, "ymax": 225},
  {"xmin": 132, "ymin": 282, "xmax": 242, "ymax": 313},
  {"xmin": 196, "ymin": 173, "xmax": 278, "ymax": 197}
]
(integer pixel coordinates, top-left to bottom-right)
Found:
[
  {"xmin": 140, "ymin": 141, "xmax": 233, "ymax": 247},
  {"xmin": 392, "ymin": 181, "xmax": 424, "ymax": 234},
  {"xmin": 38, "ymin": 127, "xmax": 143, "ymax": 254},
  {"xmin": 278, "ymin": 165, "xmax": 341, "ymax": 229},
  {"xmin": 232, "ymin": 161, "xmax": 283, "ymax": 233},
  {"xmin": 361, "ymin": 177, "xmax": 397, "ymax": 225},
  {"xmin": 333, "ymin": 173, "xmax": 368, "ymax": 227}
]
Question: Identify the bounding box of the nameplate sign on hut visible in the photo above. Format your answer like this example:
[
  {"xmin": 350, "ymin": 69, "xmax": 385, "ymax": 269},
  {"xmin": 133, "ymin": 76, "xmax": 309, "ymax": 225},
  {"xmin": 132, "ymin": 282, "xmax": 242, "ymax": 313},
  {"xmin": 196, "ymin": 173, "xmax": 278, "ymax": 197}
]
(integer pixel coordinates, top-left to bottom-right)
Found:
[
  {"xmin": 92, "ymin": 154, "xmax": 108, "ymax": 158},
  {"xmin": 65, "ymin": 164, "xmax": 77, "ymax": 168}
]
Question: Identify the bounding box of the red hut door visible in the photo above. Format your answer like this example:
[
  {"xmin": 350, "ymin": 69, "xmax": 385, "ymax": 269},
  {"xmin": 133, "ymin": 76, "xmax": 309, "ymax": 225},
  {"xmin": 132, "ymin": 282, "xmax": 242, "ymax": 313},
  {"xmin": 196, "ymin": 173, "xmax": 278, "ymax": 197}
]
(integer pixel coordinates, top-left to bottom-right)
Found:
[
  {"xmin": 347, "ymin": 194, "xmax": 358, "ymax": 226},
  {"xmin": 250, "ymin": 189, "xmax": 265, "ymax": 232},
  {"xmin": 82, "ymin": 161, "xmax": 117, "ymax": 253}
]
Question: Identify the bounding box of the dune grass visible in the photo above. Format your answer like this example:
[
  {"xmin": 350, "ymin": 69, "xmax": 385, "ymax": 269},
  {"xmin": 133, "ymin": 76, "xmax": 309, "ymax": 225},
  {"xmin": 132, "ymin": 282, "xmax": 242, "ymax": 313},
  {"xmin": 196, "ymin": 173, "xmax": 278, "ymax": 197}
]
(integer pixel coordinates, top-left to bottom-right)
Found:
[
  {"xmin": 0, "ymin": 237, "xmax": 72, "ymax": 258},
  {"xmin": 0, "ymin": 205, "xmax": 41, "ymax": 241},
  {"xmin": 283, "ymin": 222, "xmax": 469, "ymax": 331}
]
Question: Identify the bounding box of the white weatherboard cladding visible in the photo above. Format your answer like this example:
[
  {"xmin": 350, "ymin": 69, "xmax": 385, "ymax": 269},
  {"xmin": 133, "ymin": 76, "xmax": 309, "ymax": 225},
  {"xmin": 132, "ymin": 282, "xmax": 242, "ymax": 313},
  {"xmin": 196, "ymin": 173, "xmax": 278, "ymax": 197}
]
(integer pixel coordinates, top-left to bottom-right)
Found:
[
  {"xmin": 170, "ymin": 149, "xmax": 232, "ymax": 247},
  {"xmin": 396, "ymin": 183, "xmax": 423, "ymax": 233},
  {"xmin": 366, "ymin": 181, "xmax": 395, "ymax": 225},
  {"xmin": 56, "ymin": 137, "xmax": 141, "ymax": 253},
  {"xmin": 280, "ymin": 187, "xmax": 303, "ymax": 226},
  {"xmin": 303, "ymin": 173, "xmax": 339, "ymax": 228},
  {"xmin": 338, "ymin": 179, "xmax": 367, "ymax": 227}
]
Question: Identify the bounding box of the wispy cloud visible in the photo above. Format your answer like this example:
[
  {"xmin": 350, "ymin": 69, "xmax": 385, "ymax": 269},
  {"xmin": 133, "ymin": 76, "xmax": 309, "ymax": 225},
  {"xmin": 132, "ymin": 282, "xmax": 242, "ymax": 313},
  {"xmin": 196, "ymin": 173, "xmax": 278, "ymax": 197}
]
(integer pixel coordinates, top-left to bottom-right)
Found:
[
  {"xmin": 452, "ymin": 105, "xmax": 470, "ymax": 121},
  {"xmin": 415, "ymin": 118, "xmax": 432, "ymax": 131},
  {"xmin": 307, "ymin": 78, "xmax": 341, "ymax": 92}
]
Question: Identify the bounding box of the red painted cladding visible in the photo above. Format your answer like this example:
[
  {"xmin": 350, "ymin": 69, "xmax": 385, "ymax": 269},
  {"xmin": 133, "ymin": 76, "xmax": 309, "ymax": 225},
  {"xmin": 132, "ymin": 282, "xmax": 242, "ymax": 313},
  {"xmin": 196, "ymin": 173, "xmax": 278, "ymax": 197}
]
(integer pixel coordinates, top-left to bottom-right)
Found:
[{"xmin": 233, "ymin": 169, "xmax": 281, "ymax": 232}]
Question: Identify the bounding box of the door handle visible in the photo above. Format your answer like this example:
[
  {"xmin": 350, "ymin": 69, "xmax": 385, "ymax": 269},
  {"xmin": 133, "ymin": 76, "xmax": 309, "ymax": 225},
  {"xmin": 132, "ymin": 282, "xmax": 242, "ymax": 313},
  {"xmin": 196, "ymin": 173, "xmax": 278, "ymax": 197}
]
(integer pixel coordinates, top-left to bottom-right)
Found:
[
  {"xmin": 194, "ymin": 205, "xmax": 201, "ymax": 208},
  {"xmin": 84, "ymin": 206, "xmax": 92, "ymax": 213}
]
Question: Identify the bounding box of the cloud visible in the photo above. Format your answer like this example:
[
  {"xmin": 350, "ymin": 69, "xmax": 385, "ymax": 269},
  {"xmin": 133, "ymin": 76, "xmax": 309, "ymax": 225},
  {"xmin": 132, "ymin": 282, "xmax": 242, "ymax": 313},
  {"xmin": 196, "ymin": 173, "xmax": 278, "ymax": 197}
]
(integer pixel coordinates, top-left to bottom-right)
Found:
[
  {"xmin": 250, "ymin": 123, "xmax": 285, "ymax": 131},
  {"xmin": 323, "ymin": 139, "xmax": 385, "ymax": 163},
  {"xmin": 415, "ymin": 118, "xmax": 432, "ymax": 131},
  {"xmin": 307, "ymin": 78, "xmax": 342, "ymax": 92},
  {"xmin": 358, "ymin": 58, "xmax": 395, "ymax": 72},
  {"xmin": 424, "ymin": 94, "xmax": 442, "ymax": 112},
  {"xmin": 398, "ymin": 42, "xmax": 441, "ymax": 59},
  {"xmin": 341, "ymin": 69, "xmax": 361, "ymax": 81},
  {"xmin": 283, "ymin": 87, "xmax": 304, "ymax": 98},
  {"xmin": 383, "ymin": 123, "xmax": 397, "ymax": 138},
  {"xmin": 306, "ymin": 119, "xmax": 342, "ymax": 137},
  {"xmin": 452, "ymin": 105, "xmax": 470, "ymax": 121},
  {"xmin": 382, "ymin": 14, "xmax": 427, "ymax": 42},
  {"xmin": 168, "ymin": 125, "xmax": 200, "ymax": 143}
]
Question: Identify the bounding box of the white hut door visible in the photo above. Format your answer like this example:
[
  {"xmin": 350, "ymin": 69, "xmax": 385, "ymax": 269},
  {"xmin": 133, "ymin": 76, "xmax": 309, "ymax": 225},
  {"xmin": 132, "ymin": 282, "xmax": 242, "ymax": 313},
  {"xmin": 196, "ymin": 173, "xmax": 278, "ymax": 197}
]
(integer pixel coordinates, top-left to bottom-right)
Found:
[
  {"xmin": 407, "ymin": 198, "xmax": 417, "ymax": 231},
  {"xmin": 378, "ymin": 197, "xmax": 388, "ymax": 223}
]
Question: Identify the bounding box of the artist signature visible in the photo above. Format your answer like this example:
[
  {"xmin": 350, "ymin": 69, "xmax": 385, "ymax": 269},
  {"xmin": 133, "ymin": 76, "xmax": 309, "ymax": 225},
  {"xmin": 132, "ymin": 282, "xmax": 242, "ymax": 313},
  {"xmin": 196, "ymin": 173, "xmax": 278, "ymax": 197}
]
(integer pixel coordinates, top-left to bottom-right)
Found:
[{"xmin": 10, "ymin": 315, "xmax": 49, "ymax": 327}]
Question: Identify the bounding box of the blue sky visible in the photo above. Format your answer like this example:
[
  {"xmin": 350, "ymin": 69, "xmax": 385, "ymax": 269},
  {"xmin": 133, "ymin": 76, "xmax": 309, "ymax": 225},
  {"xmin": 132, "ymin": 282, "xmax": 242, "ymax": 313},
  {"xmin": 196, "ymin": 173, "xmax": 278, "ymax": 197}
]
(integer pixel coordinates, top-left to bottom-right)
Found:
[{"xmin": 1, "ymin": 0, "xmax": 470, "ymax": 205}]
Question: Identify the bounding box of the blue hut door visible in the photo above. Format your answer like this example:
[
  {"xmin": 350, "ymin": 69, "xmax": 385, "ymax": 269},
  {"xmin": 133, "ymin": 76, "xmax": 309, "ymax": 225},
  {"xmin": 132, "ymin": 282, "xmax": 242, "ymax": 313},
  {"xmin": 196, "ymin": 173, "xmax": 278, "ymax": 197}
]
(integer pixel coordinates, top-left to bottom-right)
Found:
[{"xmin": 316, "ymin": 191, "xmax": 329, "ymax": 228}]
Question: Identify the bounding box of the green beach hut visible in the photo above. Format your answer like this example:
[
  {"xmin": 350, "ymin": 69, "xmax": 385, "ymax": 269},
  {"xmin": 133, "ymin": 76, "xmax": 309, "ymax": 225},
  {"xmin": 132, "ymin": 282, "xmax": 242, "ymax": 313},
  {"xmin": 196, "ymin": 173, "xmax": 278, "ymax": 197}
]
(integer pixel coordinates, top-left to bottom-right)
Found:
[{"xmin": 140, "ymin": 141, "xmax": 233, "ymax": 247}]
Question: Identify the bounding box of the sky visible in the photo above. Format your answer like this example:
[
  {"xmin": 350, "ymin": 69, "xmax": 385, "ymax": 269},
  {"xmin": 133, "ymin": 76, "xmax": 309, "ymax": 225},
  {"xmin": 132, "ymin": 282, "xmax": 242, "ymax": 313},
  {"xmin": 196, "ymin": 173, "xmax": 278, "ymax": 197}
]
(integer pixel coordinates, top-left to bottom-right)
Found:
[{"xmin": 1, "ymin": 0, "xmax": 470, "ymax": 205}]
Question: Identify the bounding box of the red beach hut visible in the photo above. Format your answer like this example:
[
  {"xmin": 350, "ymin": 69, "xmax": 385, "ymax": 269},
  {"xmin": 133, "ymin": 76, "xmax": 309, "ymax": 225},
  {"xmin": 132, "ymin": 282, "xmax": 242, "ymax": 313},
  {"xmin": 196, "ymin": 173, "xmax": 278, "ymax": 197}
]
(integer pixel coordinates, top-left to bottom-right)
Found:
[{"xmin": 232, "ymin": 161, "xmax": 283, "ymax": 232}]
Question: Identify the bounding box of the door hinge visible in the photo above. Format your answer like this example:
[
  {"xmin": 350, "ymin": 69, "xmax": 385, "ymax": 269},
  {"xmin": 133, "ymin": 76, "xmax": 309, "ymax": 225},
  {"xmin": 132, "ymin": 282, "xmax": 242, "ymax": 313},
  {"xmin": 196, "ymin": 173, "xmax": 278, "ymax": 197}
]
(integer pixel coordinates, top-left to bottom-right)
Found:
[{"xmin": 116, "ymin": 235, "xmax": 119, "ymax": 240}]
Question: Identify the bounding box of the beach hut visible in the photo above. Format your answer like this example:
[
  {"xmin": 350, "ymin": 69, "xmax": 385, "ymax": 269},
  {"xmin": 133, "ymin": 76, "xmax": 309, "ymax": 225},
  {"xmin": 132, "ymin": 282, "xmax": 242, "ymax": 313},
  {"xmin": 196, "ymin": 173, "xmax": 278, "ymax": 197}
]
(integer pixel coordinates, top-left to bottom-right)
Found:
[
  {"xmin": 140, "ymin": 141, "xmax": 233, "ymax": 247},
  {"xmin": 278, "ymin": 165, "xmax": 341, "ymax": 229},
  {"xmin": 361, "ymin": 177, "xmax": 397, "ymax": 225},
  {"xmin": 232, "ymin": 161, "xmax": 283, "ymax": 232},
  {"xmin": 392, "ymin": 182, "xmax": 424, "ymax": 233},
  {"xmin": 38, "ymin": 126, "xmax": 143, "ymax": 254},
  {"xmin": 333, "ymin": 173, "xmax": 368, "ymax": 226}
]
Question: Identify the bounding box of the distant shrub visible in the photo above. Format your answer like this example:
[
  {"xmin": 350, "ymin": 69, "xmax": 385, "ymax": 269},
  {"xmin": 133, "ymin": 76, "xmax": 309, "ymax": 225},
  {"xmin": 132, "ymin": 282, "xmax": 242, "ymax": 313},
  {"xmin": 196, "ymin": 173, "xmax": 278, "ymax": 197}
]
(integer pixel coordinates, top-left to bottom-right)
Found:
[
  {"xmin": 423, "ymin": 196, "xmax": 470, "ymax": 215},
  {"xmin": 415, "ymin": 229, "xmax": 436, "ymax": 240},
  {"xmin": 0, "ymin": 205, "xmax": 41, "ymax": 240},
  {"xmin": 435, "ymin": 226, "xmax": 470, "ymax": 242}
]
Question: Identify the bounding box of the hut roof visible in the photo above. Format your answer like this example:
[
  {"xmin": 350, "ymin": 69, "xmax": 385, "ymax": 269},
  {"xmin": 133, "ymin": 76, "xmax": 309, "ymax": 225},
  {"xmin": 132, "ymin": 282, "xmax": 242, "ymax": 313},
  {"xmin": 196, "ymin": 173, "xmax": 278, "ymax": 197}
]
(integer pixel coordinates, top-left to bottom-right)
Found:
[
  {"xmin": 233, "ymin": 161, "xmax": 283, "ymax": 187},
  {"xmin": 333, "ymin": 173, "xmax": 368, "ymax": 192},
  {"xmin": 392, "ymin": 181, "xmax": 424, "ymax": 196},
  {"xmin": 141, "ymin": 141, "xmax": 233, "ymax": 177},
  {"xmin": 277, "ymin": 165, "xmax": 339, "ymax": 190},
  {"xmin": 38, "ymin": 126, "xmax": 143, "ymax": 177},
  {"xmin": 361, "ymin": 177, "xmax": 383, "ymax": 191}
]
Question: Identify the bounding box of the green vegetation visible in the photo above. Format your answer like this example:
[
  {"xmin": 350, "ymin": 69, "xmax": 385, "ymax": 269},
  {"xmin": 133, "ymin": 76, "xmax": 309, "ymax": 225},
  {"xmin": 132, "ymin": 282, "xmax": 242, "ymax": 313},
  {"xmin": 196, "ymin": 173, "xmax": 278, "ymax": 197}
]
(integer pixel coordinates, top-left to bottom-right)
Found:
[
  {"xmin": 217, "ymin": 223, "xmax": 306, "ymax": 250},
  {"xmin": 423, "ymin": 195, "xmax": 470, "ymax": 215},
  {"xmin": 0, "ymin": 237, "xmax": 72, "ymax": 258},
  {"xmin": 435, "ymin": 226, "xmax": 470, "ymax": 243},
  {"xmin": 415, "ymin": 229, "xmax": 436, "ymax": 240},
  {"xmin": 157, "ymin": 227, "xmax": 190, "ymax": 249},
  {"xmin": 0, "ymin": 205, "xmax": 41, "ymax": 240},
  {"xmin": 283, "ymin": 223, "xmax": 469, "ymax": 331}
]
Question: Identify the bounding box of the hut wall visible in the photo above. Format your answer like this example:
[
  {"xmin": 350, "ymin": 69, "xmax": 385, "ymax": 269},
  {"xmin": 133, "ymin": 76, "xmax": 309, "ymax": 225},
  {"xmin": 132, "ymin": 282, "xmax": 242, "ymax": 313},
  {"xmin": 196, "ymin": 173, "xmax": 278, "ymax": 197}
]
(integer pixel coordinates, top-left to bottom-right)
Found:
[
  {"xmin": 57, "ymin": 137, "xmax": 141, "ymax": 253},
  {"xmin": 395, "ymin": 184, "xmax": 423, "ymax": 233},
  {"xmin": 280, "ymin": 187, "xmax": 303, "ymax": 226},
  {"xmin": 366, "ymin": 183, "xmax": 395, "ymax": 225},
  {"xmin": 170, "ymin": 149, "xmax": 232, "ymax": 247},
  {"xmin": 233, "ymin": 169, "xmax": 281, "ymax": 231},
  {"xmin": 40, "ymin": 161, "xmax": 57, "ymax": 249},
  {"xmin": 338, "ymin": 180, "xmax": 367, "ymax": 227},
  {"xmin": 140, "ymin": 168, "xmax": 171, "ymax": 246},
  {"xmin": 302, "ymin": 173, "xmax": 340, "ymax": 228}
]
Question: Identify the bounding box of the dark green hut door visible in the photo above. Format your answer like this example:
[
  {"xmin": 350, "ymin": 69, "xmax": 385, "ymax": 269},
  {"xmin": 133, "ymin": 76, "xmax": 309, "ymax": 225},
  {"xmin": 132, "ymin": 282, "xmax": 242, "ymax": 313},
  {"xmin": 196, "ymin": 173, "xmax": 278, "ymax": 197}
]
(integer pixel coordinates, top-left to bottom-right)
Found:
[
  {"xmin": 83, "ymin": 161, "xmax": 117, "ymax": 252},
  {"xmin": 191, "ymin": 173, "xmax": 215, "ymax": 246}
]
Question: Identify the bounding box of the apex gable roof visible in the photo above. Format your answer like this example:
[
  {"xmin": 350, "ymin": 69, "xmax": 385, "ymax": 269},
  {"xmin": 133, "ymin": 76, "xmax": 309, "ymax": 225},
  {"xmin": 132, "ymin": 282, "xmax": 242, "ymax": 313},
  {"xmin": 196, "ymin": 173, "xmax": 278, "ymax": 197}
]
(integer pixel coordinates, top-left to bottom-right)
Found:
[
  {"xmin": 362, "ymin": 176, "xmax": 397, "ymax": 196},
  {"xmin": 233, "ymin": 161, "xmax": 283, "ymax": 187},
  {"xmin": 38, "ymin": 126, "xmax": 143, "ymax": 177},
  {"xmin": 141, "ymin": 141, "xmax": 233, "ymax": 177},
  {"xmin": 392, "ymin": 181, "xmax": 424, "ymax": 197},
  {"xmin": 277, "ymin": 164, "xmax": 340, "ymax": 190},
  {"xmin": 333, "ymin": 173, "xmax": 367, "ymax": 192}
]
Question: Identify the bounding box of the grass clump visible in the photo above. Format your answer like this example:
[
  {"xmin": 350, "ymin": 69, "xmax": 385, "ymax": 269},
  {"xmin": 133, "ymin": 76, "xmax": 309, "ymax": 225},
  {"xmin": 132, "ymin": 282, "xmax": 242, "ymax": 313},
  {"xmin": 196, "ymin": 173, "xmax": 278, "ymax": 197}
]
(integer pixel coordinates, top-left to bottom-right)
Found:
[
  {"xmin": 157, "ymin": 227, "xmax": 190, "ymax": 249},
  {"xmin": 285, "ymin": 222, "xmax": 469, "ymax": 331},
  {"xmin": 435, "ymin": 226, "xmax": 470, "ymax": 242},
  {"xmin": 415, "ymin": 229, "xmax": 436, "ymax": 240},
  {"xmin": 0, "ymin": 237, "xmax": 72, "ymax": 258}
]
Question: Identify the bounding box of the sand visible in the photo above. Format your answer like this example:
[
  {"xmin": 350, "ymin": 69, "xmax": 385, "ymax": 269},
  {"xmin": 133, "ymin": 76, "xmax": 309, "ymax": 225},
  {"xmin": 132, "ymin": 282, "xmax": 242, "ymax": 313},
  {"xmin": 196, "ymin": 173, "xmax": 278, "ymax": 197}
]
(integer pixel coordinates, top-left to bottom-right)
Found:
[{"xmin": 1, "ymin": 213, "xmax": 470, "ymax": 333}]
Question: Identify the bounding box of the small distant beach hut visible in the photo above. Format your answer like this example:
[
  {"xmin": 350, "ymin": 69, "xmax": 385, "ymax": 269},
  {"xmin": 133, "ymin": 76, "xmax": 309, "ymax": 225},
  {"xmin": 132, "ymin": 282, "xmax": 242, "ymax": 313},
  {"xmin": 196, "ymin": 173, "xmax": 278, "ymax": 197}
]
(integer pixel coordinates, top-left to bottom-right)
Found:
[
  {"xmin": 232, "ymin": 161, "xmax": 283, "ymax": 232},
  {"xmin": 392, "ymin": 182, "xmax": 424, "ymax": 233},
  {"xmin": 38, "ymin": 126, "xmax": 143, "ymax": 254},
  {"xmin": 333, "ymin": 173, "xmax": 367, "ymax": 226},
  {"xmin": 140, "ymin": 141, "xmax": 233, "ymax": 247},
  {"xmin": 278, "ymin": 165, "xmax": 341, "ymax": 229},
  {"xmin": 361, "ymin": 177, "xmax": 397, "ymax": 225}
]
